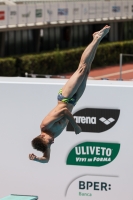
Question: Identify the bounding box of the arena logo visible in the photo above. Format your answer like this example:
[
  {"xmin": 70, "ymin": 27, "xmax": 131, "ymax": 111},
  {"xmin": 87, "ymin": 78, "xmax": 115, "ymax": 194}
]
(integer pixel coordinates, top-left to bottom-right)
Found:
[
  {"xmin": 66, "ymin": 142, "xmax": 120, "ymax": 167},
  {"xmin": 66, "ymin": 108, "xmax": 120, "ymax": 133}
]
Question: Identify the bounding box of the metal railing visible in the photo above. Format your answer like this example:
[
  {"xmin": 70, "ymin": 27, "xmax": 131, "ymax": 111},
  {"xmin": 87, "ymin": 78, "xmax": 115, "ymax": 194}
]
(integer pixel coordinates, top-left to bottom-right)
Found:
[{"xmin": 119, "ymin": 53, "xmax": 133, "ymax": 80}]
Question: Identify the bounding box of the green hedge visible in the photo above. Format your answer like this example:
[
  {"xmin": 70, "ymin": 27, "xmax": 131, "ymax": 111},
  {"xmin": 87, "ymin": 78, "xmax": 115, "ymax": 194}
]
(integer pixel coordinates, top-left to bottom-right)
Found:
[
  {"xmin": 0, "ymin": 57, "xmax": 16, "ymax": 76},
  {"xmin": 0, "ymin": 40, "xmax": 133, "ymax": 76}
]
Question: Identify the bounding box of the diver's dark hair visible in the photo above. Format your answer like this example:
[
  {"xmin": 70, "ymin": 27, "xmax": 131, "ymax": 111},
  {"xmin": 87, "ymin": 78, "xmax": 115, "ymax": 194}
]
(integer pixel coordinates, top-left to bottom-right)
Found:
[{"xmin": 31, "ymin": 136, "xmax": 47, "ymax": 152}]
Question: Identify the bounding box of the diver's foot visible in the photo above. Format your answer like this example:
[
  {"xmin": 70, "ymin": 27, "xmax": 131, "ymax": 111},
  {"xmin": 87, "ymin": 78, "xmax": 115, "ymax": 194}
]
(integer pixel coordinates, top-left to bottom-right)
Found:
[{"xmin": 93, "ymin": 25, "xmax": 110, "ymax": 40}]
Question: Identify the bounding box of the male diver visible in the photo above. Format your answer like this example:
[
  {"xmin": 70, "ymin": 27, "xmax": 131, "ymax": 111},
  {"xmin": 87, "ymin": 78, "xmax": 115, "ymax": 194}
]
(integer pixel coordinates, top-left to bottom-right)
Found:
[{"xmin": 29, "ymin": 25, "xmax": 110, "ymax": 163}]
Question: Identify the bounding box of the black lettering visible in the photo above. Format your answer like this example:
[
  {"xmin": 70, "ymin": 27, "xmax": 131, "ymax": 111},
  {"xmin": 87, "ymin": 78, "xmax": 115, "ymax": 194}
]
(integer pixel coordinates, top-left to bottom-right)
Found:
[
  {"xmin": 101, "ymin": 182, "xmax": 107, "ymax": 191},
  {"xmin": 79, "ymin": 181, "xmax": 85, "ymax": 189},
  {"xmin": 87, "ymin": 181, "xmax": 93, "ymax": 190},
  {"xmin": 94, "ymin": 182, "xmax": 99, "ymax": 190}
]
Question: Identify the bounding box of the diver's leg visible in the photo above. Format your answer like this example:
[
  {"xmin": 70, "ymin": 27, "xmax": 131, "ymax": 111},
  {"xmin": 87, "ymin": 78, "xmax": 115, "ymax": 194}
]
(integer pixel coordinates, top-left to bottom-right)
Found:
[{"xmin": 62, "ymin": 25, "xmax": 110, "ymax": 98}]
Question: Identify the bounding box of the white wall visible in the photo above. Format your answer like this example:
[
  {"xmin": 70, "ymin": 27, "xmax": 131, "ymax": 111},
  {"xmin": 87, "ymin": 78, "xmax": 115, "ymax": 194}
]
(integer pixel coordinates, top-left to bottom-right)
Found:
[{"xmin": 0, "ymin": 78, "xmax": 133, "ymax": 200}]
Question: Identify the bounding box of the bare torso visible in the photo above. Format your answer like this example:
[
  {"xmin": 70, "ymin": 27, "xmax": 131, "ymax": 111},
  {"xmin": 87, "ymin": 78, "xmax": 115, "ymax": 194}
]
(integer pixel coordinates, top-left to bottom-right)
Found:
[{"xmin": 41, "ymin": 101, "xmax": 74, "ymax": 138}]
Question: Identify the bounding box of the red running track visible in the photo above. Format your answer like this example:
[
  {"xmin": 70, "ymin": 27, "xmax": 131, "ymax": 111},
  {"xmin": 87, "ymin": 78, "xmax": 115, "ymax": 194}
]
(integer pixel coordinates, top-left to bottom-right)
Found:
[{"xmin": 61, "ymin": 63, "xmax": 133, "ymax": 81}]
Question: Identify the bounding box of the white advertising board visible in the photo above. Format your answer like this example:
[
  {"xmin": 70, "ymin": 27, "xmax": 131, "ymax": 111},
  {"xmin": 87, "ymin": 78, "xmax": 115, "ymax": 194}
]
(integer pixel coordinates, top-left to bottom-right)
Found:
[
  {"xmin": 0, "ymin": 78, "xmax": 133, "ymax": 200},
  {"xmin": 44, "ymin": 2, "xmax": 50, "ymax": 23},
  {"xmin": 81, "ymin": 2, "xmax": 89, "ymax": 21},
  {"xmin": 1, "ymin": 1, "xmax": 132, "ymax": 28},
  {"xmin": 66, "ymin": 2, "xmax": 74, "ymax": 22},
  {"xmin": 128, "ymin": 0, "xmax": 133, "ymax": 18},
  {"xmin": 89, "ymin": 1, "xmax": 96, "ymax": 20},
  {"xmin": 49, "ymin": 2, "xmax": 58, "ymax": 23},
  {"xmin": 58, "ymin": 2, "xmax": 67, "ymax": 22},
  {"xmin": 27, "ymin": 4, "xmax": 35, "ymax": 25},
  {"xmin": 115, "ymin": 0, "xmax": 122, "ymax": 18},
  {"xmin": 102, "ymin": 0, "xmax": 109, "ymax": 19},
  {"xmin": 0, "ymin": 5, "xmax": 7, "ymax": 27},
  {"xmin": 35, "ymin": 3, "xmax": 44, "ymax": 25},
  {"xmin": 18, "ymin": 4, "xmax": 27, "ymax": 26},
  {"xmin": 109, "ymin": 1, "xmax": 114, "ymax": 19},
  {"xmin": 8, "ymin": 5, "xmax": 17, "ymax": 26},
  {"xmin": 73, "ymin": 2, "xmax": 82, "ymax": 21},
  {"xmin": 110, "ymin": 1, "xmax": 122, "ymax": 19},
  {"xmin": 96, "ymin": 1, "xmax": 103, "ymax": 20},
  {"xmin": 121, "ymin": 1, "xmax": 129, "ymax": 18}
]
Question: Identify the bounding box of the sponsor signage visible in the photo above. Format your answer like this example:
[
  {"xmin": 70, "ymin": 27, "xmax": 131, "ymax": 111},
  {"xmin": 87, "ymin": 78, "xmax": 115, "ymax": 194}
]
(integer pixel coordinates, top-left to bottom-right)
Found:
[
  {"xmin": 66, "ymin": 108, "xmax": 120, "ymax": 133},
  {"xmin": 65, "ymin": 175, "xmax": 113, "ymax": 197},
  {"xmin": 22, "ymin": 12, "xmax": 30, "ymax": 18},
  {"xmin": 73, "ymin": 8, "xmax": 79, "ymax": 15},
  {"xmin": 112, "ymin": 6, "xmax": 120, "ymax": 12},
  {"xmin": 0, "ymin": 2, "xmax": 132, "ymax": 26},
  {"xmin": 49, "ymin": 2, "xmax": 58, "ymax": 22},
  {"xmin": 47, "ymin": 9, "xmax": 52, "ymax": 15},
  {"xmin": 58, "ymin": 8, "xmax": 68, "ymax": 16},
  {"xmin": 78, "ymin": 180, "xmax": 111, "ymax": 191},
  {"xmin": 0, "ymin": 11, "xmax": 5, "ymax": 20},
  {"xmin": 36, "ymin": 9, "xmax": 42, "ymax": 18},
  {"xmin": 83, "ymin": 7, "xmax": 88, "ymax": 15},
  {"xmin": 1, "ymin": 79, "xmax": 133, "ymax": 200},
  {"xmin": 66, "ymin": 142, "xmax": 120, "ymax": 167},
  {"xmin": 9, "ymin": 6, "xmax": 17, "ymax": 25},
  {"xmin": 10, "ymin": 11, "xmax": 17, "ymax": 16}
]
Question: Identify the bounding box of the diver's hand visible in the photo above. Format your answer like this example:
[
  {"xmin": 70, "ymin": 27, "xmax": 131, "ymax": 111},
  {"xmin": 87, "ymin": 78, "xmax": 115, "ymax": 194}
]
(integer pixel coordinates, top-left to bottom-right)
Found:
[
  {"xmin": 29, "ymin": 153, "xmax": 49, "ymax": 163},
  {"xmin": 29, "ymin": 153, "xmax": 37, "ymax": 161}
]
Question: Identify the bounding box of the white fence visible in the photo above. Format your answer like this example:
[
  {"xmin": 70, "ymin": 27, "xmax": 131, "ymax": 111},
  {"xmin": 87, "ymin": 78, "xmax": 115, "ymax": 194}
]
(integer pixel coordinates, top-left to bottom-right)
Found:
[{"xmin": 0, "ymin": 0, "xmax": 133, "ymax": 28}]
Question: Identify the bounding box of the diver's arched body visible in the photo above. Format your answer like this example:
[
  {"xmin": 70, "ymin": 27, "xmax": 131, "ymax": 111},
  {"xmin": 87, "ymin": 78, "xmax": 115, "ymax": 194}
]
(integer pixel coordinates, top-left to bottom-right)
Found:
[{"xmin": 29, "ymin": 25, "xmax": 110, "ymax": 163}]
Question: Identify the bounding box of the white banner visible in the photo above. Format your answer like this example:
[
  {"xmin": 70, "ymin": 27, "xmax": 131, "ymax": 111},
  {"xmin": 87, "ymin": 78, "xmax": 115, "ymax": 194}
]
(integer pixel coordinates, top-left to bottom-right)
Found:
[
  {"xmin": 96, "ymin": 1, "xmax": 103, "ymax": 20},
  {"xmin": 0, "ymin": 5, "xmax": 7, "ymax": 27},
  {"xmin": 128, "ymin": 0, "xmax": 133, "ymax": 18},
  {"xmin": 73, "ymin": 1, "xmax": 82, "ymax": 21},
  {"xmin": 109, "ymin": 1, "xmax": 115, "ymax": 19},
  {"xmin": 8, "ymin": 5, "xmax": 17, "ymax": 26},
  {"xmin": 0, "ymin": 1, "xmax": 132, "ymax": 28},
  {"xmin": 121, "ymin": 1, "xmax": 129, "ymax": 18},
  {"xmin": 66, "ymin": 2, "xmax": 74, "ymax": 22},
  {"xmin": 115, "ymin": 1, "xmax": 122, "ymax": 18},
  {"xmin": 35, "ymin": 3, "xmax": 44, "ymax": 25},
  {"xmin": 18, "ymin": 4, "xmax": 27, "ymax": 26},
  {"xmin": 44, "ymin": 2, "xmax": 50, "ymax": 23},
  {"xmin": 89, "ymin": 1, "xmax": 96, "ymax": 20},
  {"xmin": 110, "ymin": 1, "xmax": 122, "ymax": 19},
  {"xmin": 58, "ymin": 2, "xmax": 67, "ymax": 22},
  {"xmin": 102, "ymin": 0, "xmax": 110, "ymax": 19},
  {"xmin": 27, "ymin": 4, "xmax": 35, "ymax": 25},
  {"xmin": 81, "ymin": 2, "xmax": 89, "ymax": 21},
  {"xmin": 49, "ymin": 2, "xmax": 58, "ymax": 23}
]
